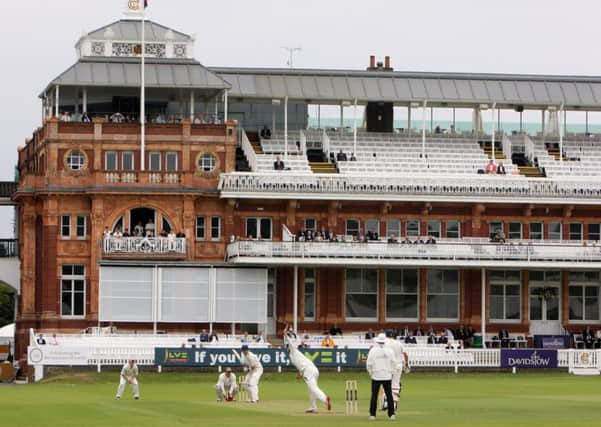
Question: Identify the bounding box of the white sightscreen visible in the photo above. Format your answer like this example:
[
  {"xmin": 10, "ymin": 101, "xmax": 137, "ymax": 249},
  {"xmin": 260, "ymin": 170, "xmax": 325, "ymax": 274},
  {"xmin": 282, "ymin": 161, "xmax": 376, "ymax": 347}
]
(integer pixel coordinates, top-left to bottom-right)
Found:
[
  {"xmin": 100, "ymin": 267, "xmax": 154, "ymax": 322},
  {"xmin": 160, "ymin": 268, "xmax": 210, "ymax": 322},
  {"xmin": 215, "ymin": 268, "xmax": 267, "ymax": 323}
]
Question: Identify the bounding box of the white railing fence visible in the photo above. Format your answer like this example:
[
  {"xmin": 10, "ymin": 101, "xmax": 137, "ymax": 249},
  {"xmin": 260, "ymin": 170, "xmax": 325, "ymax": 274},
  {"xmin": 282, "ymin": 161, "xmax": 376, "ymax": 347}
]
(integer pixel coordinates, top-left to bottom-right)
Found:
[
  {"xmin": 219, "ymin": 172, "xmax": 601, "ymax": 201},
  {"xmin": 282, "ymin": 224, "xmax": 295, "ymax": 242},
  {"xmin": 241, "ymin": 130, "xmax": 258, "ymax": 172},
  {"xmin": 103, "ymin": 236, "xmax": 186, "ymax": 255}
]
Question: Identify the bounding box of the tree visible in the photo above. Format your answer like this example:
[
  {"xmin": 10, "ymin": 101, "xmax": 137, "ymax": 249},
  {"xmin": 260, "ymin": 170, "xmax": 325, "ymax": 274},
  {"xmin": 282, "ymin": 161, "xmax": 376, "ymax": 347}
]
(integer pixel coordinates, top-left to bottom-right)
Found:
[{"xmin": 0, "ymin": 284, "xmax": 15, "ymax": 327}]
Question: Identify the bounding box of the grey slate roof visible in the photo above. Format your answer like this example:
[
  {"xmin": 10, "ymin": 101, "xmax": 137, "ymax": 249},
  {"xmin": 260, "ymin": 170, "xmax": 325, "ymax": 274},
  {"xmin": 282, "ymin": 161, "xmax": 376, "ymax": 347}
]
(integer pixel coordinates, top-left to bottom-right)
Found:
[
  {"xmin": 85, "ymin": 19, "xmax": 192, "ymax": 43},
  {"xmin": 42, "ymin": 57, "xmax": 230, "ymax": 95},
  {"xmin": 211, "ymin": 67, "xmax": 601, "ymax": 108}
]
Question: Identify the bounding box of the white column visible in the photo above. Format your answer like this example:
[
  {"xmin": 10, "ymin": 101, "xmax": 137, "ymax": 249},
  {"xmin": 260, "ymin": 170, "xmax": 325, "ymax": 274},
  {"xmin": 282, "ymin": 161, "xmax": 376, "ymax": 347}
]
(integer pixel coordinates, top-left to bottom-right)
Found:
[
  {"xmin": 272, "ymin": 104, "xmax": 276, "ymax": 133},
  {"xmin": 353, "ymin": 98, "xmax": 358, "ymax": 155},
  {"xmin": 559, "ymin": 103, "xmax": 564, "ymax": 164},
  {"xmin": 585, "ymin": 111, "xmax": 589, "ymax": 134},
  {"xmin": 491, "ymin": 103, "xmax": 496, "ymax": 164},
  {"xmin": 189, "ymin": 91, "xmax": 195, "ymax": 121},
  {"xmin": 140, "ymin": 15, "xmax": 146, "ymax": 171},
  {"xmin": 481, "ymin": 268, "xmax": 486, "ymax": 349},
  {"xmin": 55, "ymin": 85, "xmax": 60, "ymax": 117},
  {"xmin": 293, "ymin": 265, "xmax": 298, "ymax": 333},
  {"xmin": 284, "ymin": 96, "xmax": 289, "ymax": 160},
  {"xmin": 214, "ymin": 97, "xmax": 219, "ymax": 119},
  {"xmin": 340, "ymin": 104, "xmax": 344, "ymax": 135},
  {"xmin": 452, "ymin": 108, "xmax": 456, "ymax": 132},
  {"xmin": 541, "ymin": 110, "xmax": 545, "ymax": 134},
  {"xmin": 224, "ymin": 90, "xmax": 229, "ymax": 122},
  {"xmin": 82, "ymin": 88, "xmax": 88, "ymax": 114},
  {"xmin": 317, "ymin": 104, "xmax": 321, "ymax": 129},
  {"xmin": 421, "ymin": 100, "xmax": 427, "ymax": 160},
  {"xmin": 407, "ymin": 105, "xmax": 412, "ymax": 134},
  {"xmin": 430, "ymin": 106, "xmax": 434, "ymax": 133}
]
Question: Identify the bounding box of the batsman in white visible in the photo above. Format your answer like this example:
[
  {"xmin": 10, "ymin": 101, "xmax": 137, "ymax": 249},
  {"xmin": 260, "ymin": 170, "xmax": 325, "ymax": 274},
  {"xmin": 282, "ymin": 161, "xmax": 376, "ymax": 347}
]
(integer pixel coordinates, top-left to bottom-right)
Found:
[
  {"xmin": 240, "ymin": 344, "xmax": 263, "ymax": 403},
  {"xmin": 116, "ymin": 358, "xmax": 140, "ymax": 400},
  {"xmin": 384, "ymin": 331, "xmax": 409, "ymax": 410},
  {"xmin": 215, "ymin": 367, "xmax": 238, "ymax": 401},
  {"xmin": 284, "ymin": 332, "xmax": 332, "ymax": 413}
]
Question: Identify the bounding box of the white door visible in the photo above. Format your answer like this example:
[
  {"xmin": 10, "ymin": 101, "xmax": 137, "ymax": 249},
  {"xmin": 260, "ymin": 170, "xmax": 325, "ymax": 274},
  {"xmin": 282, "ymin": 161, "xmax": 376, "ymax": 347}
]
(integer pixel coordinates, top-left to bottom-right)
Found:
[{"xmin": 529, "ymin": 284, "xmax": 562, "ymax": 335}]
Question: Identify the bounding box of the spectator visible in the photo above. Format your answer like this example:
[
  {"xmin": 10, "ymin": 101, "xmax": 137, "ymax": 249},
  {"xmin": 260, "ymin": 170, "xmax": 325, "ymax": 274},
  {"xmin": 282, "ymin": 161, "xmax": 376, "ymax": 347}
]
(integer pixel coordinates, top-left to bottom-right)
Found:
[
  {"xmin": 110, "ymin": 112, "xmax": 125, "ymax": 123},
  {"xmin": 329, "ymin": 323, "xmax": 343, "ymax": 336},
  {"xmin": 425, "ymin": 234, "xmax": 437, "ymax": 244},
  {"xmin": 209, "ymin": 331, "xmax": 219, "ymax": 342},
  {"xmin": 199, "ymin": 329, "xmax": 210, "ymax": 342},
  {"xmin": 134, "ymin": 221, "xmax": 144, "ymax": 236},
  {"xmin": 320, "ymin": 334, "xmax": 336, "ymax": 348},
  {"xmin": 434, "ymin": 124, "xmax": 442, "ymax": 134},
  {"xmin": 81, "ymin": 112, "xmax": 91, "ymax": 123},
  {"xmin": 498, "ymin": 329, "xmax": 510, "ymax": 348},
  {"xmin": 123, "ymin": 228, "xmax": 130, "ymax": 237},
  {"xmin": 260, "ymin": 125, "xmax": 271, "ymax": 139},
  {"xmin": 485, "ymin": 159, "xmax": 497, "ymax": 174},
  {"xmin": 350, "ymin": 152, "xmax": 357, "ymax": 161},
  {"xmin": 145, "ymin": 219, "xmax": 155, "ymax": 235},
  {"xmin": 465, "ymin": 325, "xmax": 475, "ymax": 347},
  {"xmin": 583, "ymin": 326, "xmax": 595, "ymax": 349},
  {"xmin": 193, "ymin": 115, "xmax": 202, "ymax": 125},
  {"xmin": 240, "ymin": 331, "xmax": 249, "ymax": 344},
  {"xmin": 365, "ymin": 328, "xmax": 376, "ymax": 340},
  {"xmin": 497, "ymin": 161, "xmax": 507, "ymax": 175},
  {"xmin": 336, "ymin": 149, "xmax": 347, "ymax": 161},
  {"xmin": 274, "ymin": 155, "xmax": 285, "ymax": 170},
  {"xmin": 49, "ymin": 334, "xmax": 59, "ymax": 345},
  {"xmin": 36, "ymin": 334, "xmax": 47, "ymax": 345},
  {"xmin": 387, "ymin": 234, "xmax": 398, "ymax": 243},
  {"xmin": 254, "ymin": 332, "xmax": 265, "ymax": 344}
]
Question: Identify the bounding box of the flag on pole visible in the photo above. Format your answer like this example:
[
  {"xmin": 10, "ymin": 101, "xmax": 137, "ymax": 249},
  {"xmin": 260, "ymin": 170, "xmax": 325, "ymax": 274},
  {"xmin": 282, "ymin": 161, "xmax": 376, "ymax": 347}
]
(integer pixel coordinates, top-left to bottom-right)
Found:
[{"xmin": 124, "ymin": 0, "xmax": 148, "ymax": 16}]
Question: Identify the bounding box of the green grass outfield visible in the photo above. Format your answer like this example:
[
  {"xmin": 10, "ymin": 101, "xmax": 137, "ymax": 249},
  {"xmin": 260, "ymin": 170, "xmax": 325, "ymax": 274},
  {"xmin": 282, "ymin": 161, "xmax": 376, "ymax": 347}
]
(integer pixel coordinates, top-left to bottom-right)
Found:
[{"xmin": 1, "ymin": 370, "xmax": 601, "ymax": 426}]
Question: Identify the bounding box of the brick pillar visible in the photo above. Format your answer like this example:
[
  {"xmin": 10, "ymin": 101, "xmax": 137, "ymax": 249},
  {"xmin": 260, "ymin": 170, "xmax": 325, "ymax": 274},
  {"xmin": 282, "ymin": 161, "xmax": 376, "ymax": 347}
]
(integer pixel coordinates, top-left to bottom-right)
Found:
[
  {"xmin": 88, "ymin": 198, "xmax": 104, "ymax": 319},
  {"xmin": 378, "ymin": 268, "xmax": 386, "ymax": 323},
  {"xmin": 419, "ymin": 268, "xmax": 427, "ymax": 325},
  {"xmin": 521, "ymin": 270, "xmax": 530, "ymax": 332},
  {"xmin": 19, "ymin": 206, "xmax": 37, "ymax": 318},
  {"xmin": 40, "ymin": 199, "xmax": 59, "ymax": 322}
]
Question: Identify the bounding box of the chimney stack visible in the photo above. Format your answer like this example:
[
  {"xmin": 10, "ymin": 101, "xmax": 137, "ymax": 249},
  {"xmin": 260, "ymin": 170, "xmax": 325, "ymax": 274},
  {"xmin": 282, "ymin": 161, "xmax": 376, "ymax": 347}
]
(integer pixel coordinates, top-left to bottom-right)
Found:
[
  {"xmin": 369, "ymin": 55, "xmax": 375, "ymax": 69},
  {"xmin": 385, "ymin": 56, "xmax": 391, "ymax": 70}
]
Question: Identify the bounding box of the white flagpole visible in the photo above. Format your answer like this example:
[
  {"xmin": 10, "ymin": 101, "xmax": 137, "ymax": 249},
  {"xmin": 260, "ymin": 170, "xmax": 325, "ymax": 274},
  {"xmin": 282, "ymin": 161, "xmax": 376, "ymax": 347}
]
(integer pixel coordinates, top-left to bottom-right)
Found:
[{"xmin": 140, "ymin": 6, "xmax": 146, "ymax": 171}]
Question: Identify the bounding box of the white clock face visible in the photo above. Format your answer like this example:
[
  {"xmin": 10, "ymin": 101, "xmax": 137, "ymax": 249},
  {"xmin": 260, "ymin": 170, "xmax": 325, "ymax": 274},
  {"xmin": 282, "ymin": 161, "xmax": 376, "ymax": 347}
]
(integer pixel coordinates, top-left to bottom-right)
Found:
[{"xmin": 29, "ymin": 348, "xmax": 43, "ymax": 364}]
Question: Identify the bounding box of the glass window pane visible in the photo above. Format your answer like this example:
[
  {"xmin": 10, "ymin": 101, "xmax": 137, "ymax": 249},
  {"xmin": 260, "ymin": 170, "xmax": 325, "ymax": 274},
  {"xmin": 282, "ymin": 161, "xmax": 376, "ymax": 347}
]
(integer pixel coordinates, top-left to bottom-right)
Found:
[
  {"xmin": 406, "ymin": 220, "xmax": 419, "ymax": 237},
  {"xmin": 122, "ymin": 152, "xmax": 134, "ymax": 170},
  {"xmin": 386, "ymin": 295, "xmax": 418, "ymax": 318},
  {"xmin": 346, "ymin": 219, "xmax": 360, "ymax": 236},
  {"xmin": 305, "ymin": 218, "xmax": 316, "ymax": 231},
  {"xmin": 588, "ymin": 223, "xmax": 600, "ymax": 241},
  {"xmin": 166, "ymin": 152, "xmax": 178, "ymax": 171},
  {"xmin": 427, "ymin": 294, "xmax": 458, "ymax": 319},
  {"xmin": 199, "ymin": 154, "xmax": 216, "ymax": 172},
  {"xmin": 505, "ymin": 296, "xmax": 521, "ymax": 320},
  {"xmin": 569, "ymin": 296, "xmax": 584, "ymax": 320},
  {"xmin": 105, "ymin": 152, "xmax": 117, "ymax": 170},
  {"xmin": 490, "ymin": 285, "xmax": 504, "ymax": 296},
  {"xmin": 74, "ymin": 292, "xmax": 85, "ymax": 316},
  {"xmin": 73, "ymin": 265, "xmax": 84, "ymax": 276},
  {"xmin": 446, "ymin": 220, "xmax": 460, "ymax": 238},
  {"xmin": 529, "ymin": 222, "xmax": 543, "ymax": 240},
  {"xmin": 489, "ymin": 295, "xmax": 504, "ymax": 319},
  {"xmin": 570, "ymin": 223, "xmax": 582, "ymax": 240},
  {"xmin": 61, "ymin": 292, "xmax": 73, "ymax": 316},
  {"xmin": 211, "ymin": 217, "xmax": 220, "ymax": 239},
  {"xmin": 386, "ymin": 219, "xmax": 400, "ymax": 238},
  {"xmin": 62, "ymin": 265, "xmax": 73, "ymax": 276},
  {"xmin": 489, "ymin": 222, "xmax": 503, "ymax": 240},
  {"xmin": 585, "ymin": 297, "xmax": 599, "ymax": 321},
  {"xmin": 530, "ymin": 296, "xmax": 543, "ymax": 320},
  {"xmin": 549, "ymin": 222, "xmax": 562, "ymax": 240},
  {"xmin": 61, "ymin": 215, "xmax": 70, "ymax": 237},
  {"xmin": 246, "ymin": 218, "xmax": 257, "ymax": 239},
  {"xmin": 196, "ymin": 217, "xmax": 205, "ymax": 239},
  {"xmin": 260, "ymin": 219, "xmax": 272, "ymax": 239},
  {"xmin": 508, "ymin": 222, "xmax": 522, "ymax": 239},
  {"xmin": 149, "ymin": 153, "xmax": 161, "ymax": 171},
  {"xmin": 365, "ymin": 219, "xmax": 379, "ymax": 234},
  {"xmin": 427, "ymin": 221, "xmax": 441, "ymax": 238},
  {"xmin": 346, "ymin": 294, "xmax": 377, "ymax": 318}
]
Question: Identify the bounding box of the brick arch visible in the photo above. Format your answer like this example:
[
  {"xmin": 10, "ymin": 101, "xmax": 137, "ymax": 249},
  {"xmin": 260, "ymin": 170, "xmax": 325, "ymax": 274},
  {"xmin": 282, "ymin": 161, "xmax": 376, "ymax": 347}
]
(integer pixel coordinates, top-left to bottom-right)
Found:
[{"xmin": 104, "ymin": 203, "xmax": 183, "ymax": 235}]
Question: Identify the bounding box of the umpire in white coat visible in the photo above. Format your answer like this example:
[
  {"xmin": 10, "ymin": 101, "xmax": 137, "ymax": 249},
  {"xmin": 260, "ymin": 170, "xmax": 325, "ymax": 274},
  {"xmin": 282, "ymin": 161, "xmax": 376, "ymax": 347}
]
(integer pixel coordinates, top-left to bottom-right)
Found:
[{"xmin": 366, "ymin": 333, "xmax": 396, "ymax": 420}]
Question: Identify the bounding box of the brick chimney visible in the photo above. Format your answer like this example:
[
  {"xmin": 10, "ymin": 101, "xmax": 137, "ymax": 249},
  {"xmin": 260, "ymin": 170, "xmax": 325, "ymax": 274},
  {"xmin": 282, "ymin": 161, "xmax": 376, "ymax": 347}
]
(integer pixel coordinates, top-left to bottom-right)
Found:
[
  {"xmin": 385, "ymin": 56, "xmax": 391, "ymax": 70},
  {"xmin": 369, "ymin": 55, "xmax": 375, "ymax": 70},
  {"xmin": 367, "ymin": 55, "xmax": 393, "ymax": 71}
]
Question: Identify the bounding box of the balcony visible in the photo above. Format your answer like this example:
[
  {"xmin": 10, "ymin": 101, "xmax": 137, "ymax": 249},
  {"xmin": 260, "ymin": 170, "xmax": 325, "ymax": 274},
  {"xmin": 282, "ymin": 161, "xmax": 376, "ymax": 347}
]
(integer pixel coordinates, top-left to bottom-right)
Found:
[
  {"xmin": 104, "ymin": 172, "xmax": 182, "ymax": 185},
  {"xmin": 218, "ymin": 172, "xmax": 601, "ymax": 205},
  {"xmin": 103, "ymin": 236, "xmax": 187, "ymax": 258},
  {"xmin": 226, "ymin": 239, "xmax": 601, "ymax": 269}
]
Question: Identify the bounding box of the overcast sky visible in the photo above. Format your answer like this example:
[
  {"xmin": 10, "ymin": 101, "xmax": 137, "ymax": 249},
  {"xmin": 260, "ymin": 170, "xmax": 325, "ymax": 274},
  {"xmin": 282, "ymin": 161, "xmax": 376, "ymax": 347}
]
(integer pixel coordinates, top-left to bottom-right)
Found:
[{"xmin": 0, "ymin": 0, "xmax": 599, "ymax": 235}]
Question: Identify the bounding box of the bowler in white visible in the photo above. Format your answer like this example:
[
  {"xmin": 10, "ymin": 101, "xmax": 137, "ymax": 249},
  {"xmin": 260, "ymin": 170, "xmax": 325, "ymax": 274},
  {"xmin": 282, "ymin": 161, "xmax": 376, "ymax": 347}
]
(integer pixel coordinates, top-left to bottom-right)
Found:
[
  {"xmin": 240, "ymin": 345, "xmax": 263, "ymax": 403},
  {"xmin": 284, "ymin": 332, "xmax": 332, "ymax": 413},
  {"xmin": 116, "ymin": 359, "xmax": 140, "ymax": 400},
  {"xmin": 215, "ymin": 367, "xmax": 238, "ymax": 401},
  {"xmin": 385, "ymin": 331, "xmax": 409, "ymax": 409}
]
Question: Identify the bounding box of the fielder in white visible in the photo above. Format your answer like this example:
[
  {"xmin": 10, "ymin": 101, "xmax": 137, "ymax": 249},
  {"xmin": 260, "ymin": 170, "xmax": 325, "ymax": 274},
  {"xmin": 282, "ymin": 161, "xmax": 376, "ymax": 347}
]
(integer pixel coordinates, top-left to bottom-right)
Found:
[
  {"xmin": 215, "ymin": 367, "xmax": 239, "ymax": 401},
  {"xmin": 240, "ymin": 344, "xmax": 263, "ymax": 403},
  {"xmin": 116, "ymin": 359, "xmax": 140, "ymax": 400},
  {"xmin": 384, "ymin": 332, "xmax": 409, "ymax": 410},
  {"xmin": 284, "ymin": 333, "xmax": 332, "ymax": 413}
]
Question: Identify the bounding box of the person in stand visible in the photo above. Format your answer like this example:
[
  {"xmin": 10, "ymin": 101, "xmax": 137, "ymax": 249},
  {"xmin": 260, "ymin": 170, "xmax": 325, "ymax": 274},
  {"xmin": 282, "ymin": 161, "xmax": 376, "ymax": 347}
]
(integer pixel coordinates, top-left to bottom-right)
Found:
[
  {"xmin": 485, "ymin": 159, "xmax": 497, "ymax": 174},
  {"xmin": 284, "ymin": 332, "xmax": 332, "ymax": 413},
  {"xmin": 583, "ymin": 326, "xmax": 595, "ymax": 349},
  {"xmin": 498, "ymin": 329, "xmax": 511, "ymax": 348},
  {"xmin": 215, "ymin": 368, "xmax": 238, "ymax": 401},
  {"xmin": 260, "ymin": 125, "xmax": 271, "ymax": 139},
  {"xmin": 365, "ymin": 328, "xmax": 376, "ymax": 340},
  {"xmin": 240, "ymin": 344, "xmax": 263, "ymax": 403},
  {"xmin": 367, "ymin": 333, "xmax": 396, "ymax": 421},
  {"xmin": 350, "ymin": 152, "xmax": 357, "ymax": 161},
  {"xmin": 497, "ymin": 161, "xmax": 507, "ymax": 175},
  {"xmin": 36, "ymin": 334, "xmax": 47, "ymax": 345},
  {"xmin": 329, "ymin": 323, "xmax": 343, "ymax": 336},
  {"xmin": 320, "ymin": 334, "xmax": 336, "ymax": 348},
  {"xmin": 81, "ymin": 112, "xmax": 91, "ymax": 123},
  {"xmin": 274, "ymin": 155, "xmax": 285, "ymax": 170},
  {"xmin": 336, "ymin": 149, "xmax": 347, "ymax": 161},
  {"xmin": 199, "ymin": 329, "xmax": 210, "ymax": 342},
  {"xmin": 116, "ymin": 359, "xmax": 140, "ymax": 400}
]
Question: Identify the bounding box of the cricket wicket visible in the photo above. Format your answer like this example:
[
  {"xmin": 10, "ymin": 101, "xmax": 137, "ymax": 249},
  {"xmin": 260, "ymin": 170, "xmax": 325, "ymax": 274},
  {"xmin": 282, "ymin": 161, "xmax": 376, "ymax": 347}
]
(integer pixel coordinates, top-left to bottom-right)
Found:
[
  {"xmin": 237, "ymin": 375, "xmax": 248, "ymax": 401},
  {"xmin": 345, "ymin": 380, "xmax": 358, "ymax": 415}
]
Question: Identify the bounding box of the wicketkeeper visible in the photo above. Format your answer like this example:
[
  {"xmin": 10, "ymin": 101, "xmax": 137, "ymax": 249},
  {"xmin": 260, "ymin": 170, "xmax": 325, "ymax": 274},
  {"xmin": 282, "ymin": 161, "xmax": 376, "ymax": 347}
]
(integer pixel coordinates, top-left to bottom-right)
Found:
[
  {"xmin": 215, "ymin": 367, "xmax": 239, "ymax": 401},
  {"xmin": 116, "ymin": 359, "xmax": 140, "ymax": 400}
]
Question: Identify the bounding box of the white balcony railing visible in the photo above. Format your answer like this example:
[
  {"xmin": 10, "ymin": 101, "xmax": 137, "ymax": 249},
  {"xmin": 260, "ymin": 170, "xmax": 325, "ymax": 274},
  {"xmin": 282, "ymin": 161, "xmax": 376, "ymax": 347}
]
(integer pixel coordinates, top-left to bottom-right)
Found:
[
  {"xmin": 219, "ymin": 172, "xmax": 601, "ymax": 201},
  {"xmin": 227, "ymin": 239, "xmax": 601, "ymax": 265},
  {"xmin": 103, "ymin": 236, "xmax": 186, "ymax": 255}
]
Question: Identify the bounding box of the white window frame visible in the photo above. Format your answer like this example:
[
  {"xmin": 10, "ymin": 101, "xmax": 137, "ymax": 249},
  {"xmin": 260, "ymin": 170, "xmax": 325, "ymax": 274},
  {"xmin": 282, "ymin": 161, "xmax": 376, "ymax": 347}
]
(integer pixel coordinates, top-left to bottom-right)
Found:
[
  {"xmin": 149, "ymin": 152, "xmax": 162, "ymax": 171},
  {"xmin": 60, "ymin": 265, "xmax": 86, "ymax": 318},
  {"xmin": 569, "ymin": 222, "xmax": 583, "ymax": 241},
  {"xmin": 406, "ymin": 219, "xmax": 420, "ymax": 237},
  {"xmin": 508, "ymin": 222, "xmax": 522, "ymax": 240},
  {"xmin": 199, "ymin": 153, "xmax": 216, "ymax": 172},
  {"xmin": 588, "ymin": 223, "xmax": 601, "ymax": 242},
  {"xmin": 568, "ymin": 272, "xmax": 601, "ymax": 323},
  {"xmin": 489, "ymin": 221, "xmax": 503, "ymax": 240},
  {"xmin": 304, "ymin": 218, "xmax": 317, "ymax": 231},
  {"xmin": 66, "ymin": 150, "xmax": 85, "ymax": 171},
  {"xmin": 427, "ymin": 220, "xmax": 441, "ymax": 238},
  {"xmin": 549, "ymin": 222, "xmax": 562, "ymax": 241},
  {"xmin": 345, "ymin": 268, "xmax": 379, "ymax": 322},
  {"xmin": 345, "ymin": 218, "xmax": 360, "ymax": 236},
  {"xmin": 303, "ymin": 268, "xmax": 316, "ymax": 321},
  {"xmin": 211, "ymin": 216, "xmax": 221, "ymax": 241},
  {"xmin": 122, "ymin": 151, "xmax": 134, "ymax": 171},
  {"xmin": 75, "ymin": 215, "xmax": 86, "ymax": 239},
  {"xmin": 166, "ymin": 152, "xmax": 178, "ymax": 171},
  {"xmin": 489, "ymin": 271, "xmax": 522, "ymax": 323},
  {"xmin": 426, "ymin": 270, "xmax": 460, "ymax": 322},
  {"xmin": 60, "ymin": 215, "xmax": 71, "ymax": 239},
  {"xmin": 386, "ymin": 219, "xmax": 400, "ymax": 238},
  {"xmin": 529, "ymin": 222, "xmax": 543, "ymax": 240},
  {"xmin": 365, "ymin": 219, "xmax": 380, "ymax": 235},
  {"xmin": 246, "ymin": 217, "xmax": 273, "ymax": 240},
  {"xmin": 446, "ymin": 220, "xmax": 461, "ymax": 239},
  {"xmin": 105, "ymin": 151, "xmax": 118, "ymax": 171},
  {"xmin": 385, "ymin": 269, "xmax": 419, "ymax": 321}
]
